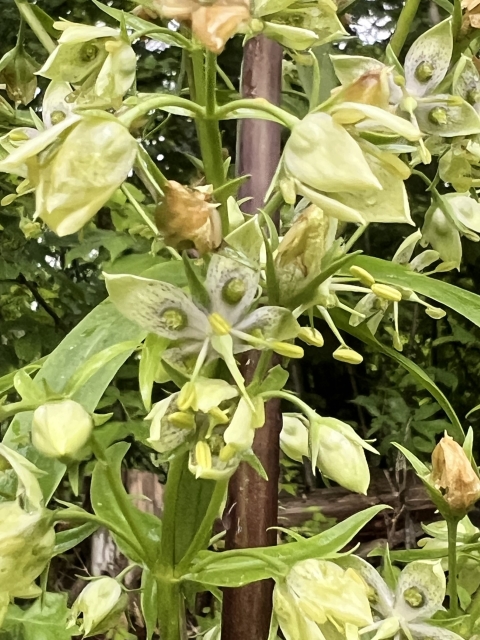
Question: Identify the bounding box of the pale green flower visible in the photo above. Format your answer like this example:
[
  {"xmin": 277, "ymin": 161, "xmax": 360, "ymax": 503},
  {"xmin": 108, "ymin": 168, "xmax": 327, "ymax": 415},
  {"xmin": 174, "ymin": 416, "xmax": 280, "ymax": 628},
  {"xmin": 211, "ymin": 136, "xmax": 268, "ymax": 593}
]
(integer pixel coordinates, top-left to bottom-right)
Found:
[
  {"xmin": 105, "ymin": 254, "xmax": 300, "ymax": 403},
  {"xmin": 0, "ymin": 445, "xmax": 55, "ymax": 610},
  {"xmin": 337, "ymin": 556, "xmax": 463, "ymax": 640},
  {"xmin": 38, "ymin": 20, "xmax": 136, "ymax": 107},
  {"xmin": 274, "ymin": 559, "xmax": 373, "ymax": 640},
  {"xmin": 0, "ymin": 114, "xmax": 138, "ymax": 236},
  {"xmin": 68, "ymin": 577, "xmax": 127, "ymax": 637},
  {"xmin": 280, "ymin": 414, "xmax": 375, "ymax": 494},
  {"xmin": 421, "ymin": 193, "xmax": 480, "ymax": 269}
]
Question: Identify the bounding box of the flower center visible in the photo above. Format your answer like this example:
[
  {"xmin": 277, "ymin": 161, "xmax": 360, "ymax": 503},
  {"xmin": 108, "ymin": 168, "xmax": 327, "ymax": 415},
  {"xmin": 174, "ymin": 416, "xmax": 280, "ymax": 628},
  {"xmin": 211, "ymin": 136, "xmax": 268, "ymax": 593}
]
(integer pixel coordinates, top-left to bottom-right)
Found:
[
  {"xmin": 209, "ymin": 313, "xmax": 231, "ymax": 335},
  {"xmin": 415, "ymin": 61, "xmax": 434, "ymax": 83},
  {"xmin": 160, "ymin": 308, "xmax": 188, "ymax": 331},
  {"xmin": 222, "ymin": 278, "xmax": 246, "ymax": 304},
  {"xmin": 403, "ymin": 587, "xmax": 425, "ymax": 608},
  {"xmin": 80, "ymin": 43, "xmax": 100, "ymax": 62}
]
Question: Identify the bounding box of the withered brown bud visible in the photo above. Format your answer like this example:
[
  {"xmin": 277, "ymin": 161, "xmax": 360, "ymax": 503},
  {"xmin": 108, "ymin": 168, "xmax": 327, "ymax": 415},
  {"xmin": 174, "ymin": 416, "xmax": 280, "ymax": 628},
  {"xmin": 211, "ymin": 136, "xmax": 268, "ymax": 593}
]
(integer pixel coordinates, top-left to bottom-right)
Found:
[
  {"xmin": 432, "ymin": 434, "xmax": 480, "ymax": 514},
  {"xmin": 155, "ymin": 180, "xmax": 222, "ymax": 255}
]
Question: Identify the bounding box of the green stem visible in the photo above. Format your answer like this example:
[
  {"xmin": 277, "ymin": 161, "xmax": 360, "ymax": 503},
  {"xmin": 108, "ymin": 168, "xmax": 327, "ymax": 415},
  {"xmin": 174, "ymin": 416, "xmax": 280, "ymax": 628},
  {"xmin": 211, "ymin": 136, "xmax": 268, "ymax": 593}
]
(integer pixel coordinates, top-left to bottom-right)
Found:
[
  {"xmin": 121, "ymin": 184, "xmax": 159, "ymax": 236},
  {"xmin": 190, "ymin": 49, "xmax": 229, "ymax": 234},
  {"xmin": 117, "ymin": 95, "xmax": 205, "ymax": 129},
  {"xmin": 14, "ymin": 0, "xmax": 56, "ymax": 53},
  {"xmin": 261, "ymin": 191, "xmax": 285, "ymax": 219},
  {"xmin": 215, "ymin": 98, "xmax": 299, "ymax": 129},
  {"xmin": 261, "ymin": 389, "xmax": 314, "ymax": 419},
  {"xmin": 159, "ymin": 453, "xmax": 186, "ymax": 568},
  {"xmin": 156, "ymin": 575, "xmax": 186, "ymax": 640},
  {"xmin": 388, "ymin": 0, "xmax": 421, "ymax": 58},
  {"xmin": 447, "ymin": 517, "xmax": 460, "ymax": 616},
  {"xmin": 175, "ymin": 479, "xmax": 228, "ymax": 575},
  {"xmin": 344, "ymin": 224, "xmax": 369, "ymax": 252}
]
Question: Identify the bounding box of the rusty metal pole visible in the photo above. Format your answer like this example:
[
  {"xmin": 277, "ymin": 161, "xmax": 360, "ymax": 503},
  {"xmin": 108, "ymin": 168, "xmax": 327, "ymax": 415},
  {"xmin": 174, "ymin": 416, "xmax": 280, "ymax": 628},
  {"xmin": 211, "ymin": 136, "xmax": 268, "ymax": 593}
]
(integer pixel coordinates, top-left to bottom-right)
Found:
[{"xmin": 221, "ymin": 35, "xmax": 283, "ymax": 640}]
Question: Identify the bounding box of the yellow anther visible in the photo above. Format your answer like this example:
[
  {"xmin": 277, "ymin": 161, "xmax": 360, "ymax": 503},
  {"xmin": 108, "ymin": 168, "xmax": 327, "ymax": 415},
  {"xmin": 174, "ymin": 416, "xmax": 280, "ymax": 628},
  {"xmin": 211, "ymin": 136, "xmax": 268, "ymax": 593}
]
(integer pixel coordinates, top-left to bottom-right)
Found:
[
  {"xmin": 208, "ymin": 313, "xmax": 231, "ymax": 335},
  {"xmin": 349, "ymin": 265, "xmax": 376, "ymax": 287},
  {"xmin": 371, "ymin": 283, "xmax": 402, "ymax": 302}
]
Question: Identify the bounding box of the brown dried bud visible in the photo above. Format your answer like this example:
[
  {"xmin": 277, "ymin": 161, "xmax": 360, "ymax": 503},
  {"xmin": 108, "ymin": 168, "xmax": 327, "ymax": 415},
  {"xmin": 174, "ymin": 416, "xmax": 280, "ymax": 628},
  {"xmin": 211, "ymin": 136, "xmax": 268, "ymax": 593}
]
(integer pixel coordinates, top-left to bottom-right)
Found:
[
  {"xmin": 155, "ymin": 181, "xmax": 222, "ymax": 255},
  {"xmin": 432, "ymin": 434, "xmax": 480, "ymax": 514}
]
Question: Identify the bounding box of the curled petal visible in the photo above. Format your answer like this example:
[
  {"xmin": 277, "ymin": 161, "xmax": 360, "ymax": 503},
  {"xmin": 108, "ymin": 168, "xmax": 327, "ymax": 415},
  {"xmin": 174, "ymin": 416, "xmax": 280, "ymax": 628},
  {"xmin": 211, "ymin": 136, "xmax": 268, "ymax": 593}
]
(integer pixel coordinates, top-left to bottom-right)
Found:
[
  {"xmin": 104, "ymin": 273, "xmax": 210, "ymax": 341},
  {"xmin": 394, "ymin": 561, "xmax": 446, "ymax": 622},
  {"xmin": 408, "ymin": 622, "xmax": 465, "ymax": 640},
  {"xmin": 147, "ymin": 394, "xmax": 194, "ymax": 454},
  {"xmin": 206, "ymin": 253, "xmax": 259, "ymax": 325},
  {"xmin": 330, "ymin": 103, "xmax": 422, "ymax": 141}
]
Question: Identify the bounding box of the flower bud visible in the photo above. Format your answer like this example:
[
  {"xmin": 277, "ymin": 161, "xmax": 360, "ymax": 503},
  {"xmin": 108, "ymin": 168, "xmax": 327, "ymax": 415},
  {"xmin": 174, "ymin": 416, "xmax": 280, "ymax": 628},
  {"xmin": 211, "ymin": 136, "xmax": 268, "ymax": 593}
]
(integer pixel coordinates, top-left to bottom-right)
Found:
[
  {"xmin": 349, "ymin": 265, "xmax": 376, "ymax": 287},
  {"xmin": 315, "ymin": 423, "xmax": 371, "ymax": 494},
  {"xmin": 280, "ymin": 415, "xmax": 309, "ymax": 462},
  {"xmin": 333, "ymin": 347, "xmax": 363, "ymax": 365},
  {"xmin": 0, "ymin": 43, "xmax": 38, "ymax": 107},
  {"xmin": 371, "ymin": 283, "xmax": 402, "ymax": 302},
  {"xmin": 298, "ymin": 327, "xmax": 324, "ymax": 348},
  {"xmin": 432, "ymin": 434, "xmax": 480, "ymax": 514},
  {"xmin": 69, "ymin": 577, "xmax": 126, "ymax": 637},
  {"xmin": 155, "ymin": 181, "xmax": 222, "ymax": 255},
  {"xmin": 32, "ymin": 399, "xmax": 93, "ymax": 461}
]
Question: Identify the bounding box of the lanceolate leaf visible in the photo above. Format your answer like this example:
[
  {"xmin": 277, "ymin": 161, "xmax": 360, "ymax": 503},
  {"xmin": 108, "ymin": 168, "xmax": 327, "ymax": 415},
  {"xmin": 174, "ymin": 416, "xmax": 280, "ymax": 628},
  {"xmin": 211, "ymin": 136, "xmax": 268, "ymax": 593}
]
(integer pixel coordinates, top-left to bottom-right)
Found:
[{"xmin": 331, "ymin": 309, "xmax": 465, "ymax": 442}]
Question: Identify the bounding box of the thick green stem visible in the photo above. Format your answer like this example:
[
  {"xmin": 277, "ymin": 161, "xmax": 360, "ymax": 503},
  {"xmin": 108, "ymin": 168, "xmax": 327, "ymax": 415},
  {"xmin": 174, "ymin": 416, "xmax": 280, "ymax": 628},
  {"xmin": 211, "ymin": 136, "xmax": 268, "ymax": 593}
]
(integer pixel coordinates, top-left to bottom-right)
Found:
[
  {"xmin": 447, "ymin": 518, "xmax": 460, "ymax": 616},
  {"xmin": 14, "ymin": 0, "xmax": 55, "ymax": 53},
  {"xmin": 190, "ymin": 49, "xmax": 229, "ymax": 233},
  {"xmin": 389, "ymin": 0, "xmax": 421, "ymax": 57},
  {"xmin": 156, "ymin": 574, "xmax": 185, "ymax": 640},
  {"xmin": 176, "ymin": 479, "xmax": 228, "ymax": 575}
]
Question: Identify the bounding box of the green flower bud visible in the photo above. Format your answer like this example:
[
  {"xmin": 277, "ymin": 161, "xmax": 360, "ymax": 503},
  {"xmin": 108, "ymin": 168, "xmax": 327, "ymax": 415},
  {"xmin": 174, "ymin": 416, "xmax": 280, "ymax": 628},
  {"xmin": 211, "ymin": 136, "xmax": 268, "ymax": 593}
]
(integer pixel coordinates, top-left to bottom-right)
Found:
[
  {"xmin": 415, "ymin": 61, "xmax": 434, "ymax": 83},
  {"xmin": 69, "ymin": 577, "xmax": 126, "ymax": 637},
  {"xmin": 428, "ymin": 107, "xmax": 448, "ymax": 126},
  {"xmin": 222, "ymin": 277, "xmax": 246, "ymax": 304},
  {"xmin": 32, "ymin": 399, "xmax": 93, "ymax": 461},
  {"xmin": 0, "ymin": 43, "xmax": 39, "ymax": 107}
]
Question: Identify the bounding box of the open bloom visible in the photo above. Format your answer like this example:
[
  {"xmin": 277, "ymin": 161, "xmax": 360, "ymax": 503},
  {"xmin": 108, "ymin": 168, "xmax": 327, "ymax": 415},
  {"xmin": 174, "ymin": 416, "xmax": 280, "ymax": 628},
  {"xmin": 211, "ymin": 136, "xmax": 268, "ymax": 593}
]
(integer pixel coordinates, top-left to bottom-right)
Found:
[
  {"xmin": 421, "ymin": 193, "xmax": 480, "ymax": 269},
  {"xmin": 331, "ymin": 20, "xmax": 480, "ymax": 139},
  {"xmin": 336, "ymin": 556, "xmax": 462, "ymax": 640},
  {"xmin": 282, "ymin": 109, "xmax": 419, "ymax": 225},
  {"xmin": 274, "ymin": 559, "xmax": 373, "ymax": 640},
  {"xmin": 154, "ymin": 0, "xmax": 251, "ymax": 53},
  {"xmin": 38, "ymin": 20, "xmax": 136, "ymax": 107},
  {"xmin": 280, "ymin": 414, "xmax": 375, "ymax": 494},
  {"xmin": 0, "ymin": 445, "xmax": 55, "ymax": 623},
  {"xmin": 105, "ymin": 254, "xmax": 300, "ymax": 401},
  {"xmin": 0, "ymin": 114, "xmax": 137, "ymax": 236}
]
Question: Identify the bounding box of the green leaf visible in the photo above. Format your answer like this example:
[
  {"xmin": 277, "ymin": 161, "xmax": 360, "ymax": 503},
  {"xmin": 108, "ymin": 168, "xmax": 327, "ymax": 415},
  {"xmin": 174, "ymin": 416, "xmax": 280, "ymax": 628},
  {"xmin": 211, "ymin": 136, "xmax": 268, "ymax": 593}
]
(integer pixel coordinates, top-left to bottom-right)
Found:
[
  {"xmin": 1, "ymin": 593, "xmax": 73, "ymax": 640},
  {"xmin": 331, "ymin": 308, "xmax": 465, "ymax": 442},
  {"xmin": 185, "ymin": 504, "xmax": 387, "ymax": 587},
  {"xmin": 0, "ymin": 360, "xmax": 45, "ymax": 398},
  {"xmin": 54, "ymin": 522, "xmax": 99, "ymax": 556},
  {"xmin": 392, "ymin": 443, "xmax": 431, "ymax": 477},
  {"xmin": 256, "ymin": 365, "xmax": 289, "ymax": 394},
  {"xmin": 91, "ymin": 442, "xmax": 162, "ymax": 566},
  {"xmin": 141, "ymin": 569, "xmax": 158, "ymax": 640},
  {"xmin": 3, "ymin": 302, "xmax": 146, "ymax": 503},
  {"xmin": 139, "ymin": 334, "xmax": 170, "ymax": 411},
  {"xmin": 351, "ymin": 256, "xmax": 480, "ymax": 329},
  {"xmin": 369, "ymin": 541, "xmax": 480, "ymax": 562},
  {"xmin": 213, "ymin": 175, "xmax": 250, "ymax": 202},
  {"xmin": 63, "ymin": 340, "xmax": 142, "ymax": 398},
  {"xmin": 288, "ymin": 251, "xmax": 362, "ymax": 308},
  {"xmin": 13, "ymin": 370, "xmax": 45, "ymax": 404}
]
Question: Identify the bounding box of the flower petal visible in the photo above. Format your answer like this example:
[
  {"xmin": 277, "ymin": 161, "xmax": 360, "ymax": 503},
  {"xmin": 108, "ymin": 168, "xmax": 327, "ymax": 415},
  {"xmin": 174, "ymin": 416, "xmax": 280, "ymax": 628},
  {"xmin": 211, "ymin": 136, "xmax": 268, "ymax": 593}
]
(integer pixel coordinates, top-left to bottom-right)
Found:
[
  {"xmin": 409, "ymin": 622, "xmax": 465, "ymax": 640},
  {"xmin": 235, "ymin": 306, "xmax": 300, "ymax": 341},
  {"xmin": 147, "ymin": 395, "xmax": 194, "ymax": 455},
  {"xmin": 330, "ymin": 54, "xmax": 385, "ymax": 86},
  {"xmin": 330, "ymin": 103, "xmax": 422, "ymax": 141},
  {"xmin": 336, "ymin": 556, "xmax": 394, "ymax": 618},
  {"xmin": 104, "ymin": 273, "xmax": 210, "ymax": 340},
  {"xmin": 394, "ymin": 561, "xmax": 446, "ymax": 622},
  {"xmin": 421, "ymin": 207, "xmax": 462, "ymax": 269},
  {"xmin": 38, "ymin": 42, "xmax": 108, "ymax": 84},
  {"xmin": 206, "ymin": 253, "xmax": 259, "ymax": 325},
  {"xmin": 192, "ymin": 377, "xmax": 239, "ymax": 413},
  {"xmin": 415, "ymin": 97, "xmax": 480, "ymax": 137},
  {"xmin": 446, "ymin": 193, "xmax": 480, "ymax": 233},
  {"xmin": 404, "ymin": 19, "xmax": 452, "ymax": 98}
]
